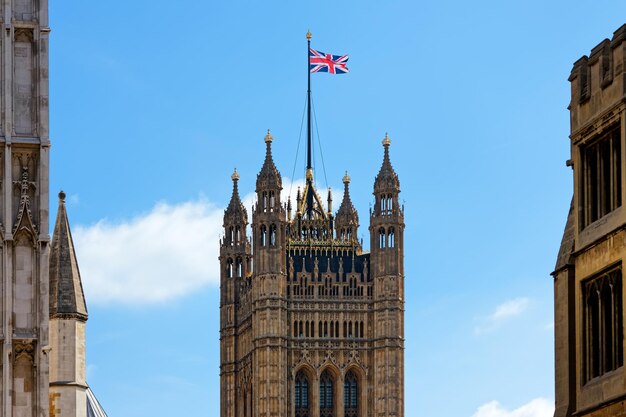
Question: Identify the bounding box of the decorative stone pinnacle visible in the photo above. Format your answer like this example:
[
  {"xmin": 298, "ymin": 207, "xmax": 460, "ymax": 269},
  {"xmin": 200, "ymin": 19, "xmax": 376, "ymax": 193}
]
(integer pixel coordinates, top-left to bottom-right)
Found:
[
  {"xmin": 343, "ymin": 171, "xmax": 351, "ymax": 184},
  {"xmin": 382, "ymin": 132, "xmax": 391, "ymax": 147},
  {"xmin": 58, "ymin": 190, "xmax": 66, "ymax": 202},
  {"xmin": 306, "ymin": 30, "xmax": 312, "ymax": 41},
  {"xmin": 264, "ymin": 129, "xmax": 273, "ymax": 143},
  {"xmin": 231, "ymin": 169, "xmax": 240, "ymax": 181}
]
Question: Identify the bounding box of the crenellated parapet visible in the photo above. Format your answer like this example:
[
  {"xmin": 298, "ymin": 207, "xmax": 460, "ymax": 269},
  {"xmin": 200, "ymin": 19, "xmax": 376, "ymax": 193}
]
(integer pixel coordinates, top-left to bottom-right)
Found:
[{"xmin": 569, "ymin": 24, "xmax": 626, "ymax": 136}]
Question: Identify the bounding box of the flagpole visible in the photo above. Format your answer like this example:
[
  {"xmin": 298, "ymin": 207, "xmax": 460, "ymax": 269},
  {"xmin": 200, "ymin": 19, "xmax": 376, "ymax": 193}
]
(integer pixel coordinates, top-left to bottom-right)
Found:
[{"xmin": 306, "ymin": 30, "xmax": 312, "ymax": 176}]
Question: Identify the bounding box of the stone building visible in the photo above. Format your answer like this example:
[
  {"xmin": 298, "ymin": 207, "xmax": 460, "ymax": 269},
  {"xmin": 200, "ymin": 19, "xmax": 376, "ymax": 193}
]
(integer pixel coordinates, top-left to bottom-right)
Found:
[
  {"xmin": 0, "ymin": 0, "xmax": 105, "ymax": 416},
  {"xmin": 220, "ymin": 130, "xmax": 405, "ymax": 417},
  {"xmin": 553, "ymin": 23, "xmax": 626, "ymax": 417}
]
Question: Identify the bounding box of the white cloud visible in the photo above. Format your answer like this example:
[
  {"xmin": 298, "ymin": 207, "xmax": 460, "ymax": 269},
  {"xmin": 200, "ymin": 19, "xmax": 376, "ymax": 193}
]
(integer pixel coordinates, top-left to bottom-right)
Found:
[
  {"xmin": 474, "ymin": 297, "xmax": 530, "ymax": 335},
  {"xmin": 72, "ymin": 176, "xmax": 345, "ymax": 306},
  {"xmin": 73, "ymin": 198, "xmax": 223, "ymax": 305},
  {"xmin": 471, "ymin": 398, "xmax": 553, "ymax": 417}
]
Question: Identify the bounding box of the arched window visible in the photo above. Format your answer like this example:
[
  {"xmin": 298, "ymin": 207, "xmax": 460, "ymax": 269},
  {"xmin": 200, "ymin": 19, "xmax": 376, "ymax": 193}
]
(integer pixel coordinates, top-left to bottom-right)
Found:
[
  {"xmin": 235, "ymin": 225, "xmax": 241, "ymax": 244},
  {"xmin": 344, "ymin": 371, "xmax": 358, "ymax": 417},
  {"xmin": 388, "ymin": 227, "xmax": 395, "ymax": 248},
  {"xmin": 226, "ymin": 258, "xmax": 233, "ymax": 278},
  {"xmin": 295, "ymin": 371, "xmax": 310, "ymax": 417},
  {"xmin": 320, "ymin": 370, "xmax": 334, "ymax": 417},
  {"xmin": 324, "ymin": 321, "xmax": 328, "ymax": 338},
  {"xmin": 379, "ymin": 196, "xmax": 385, "ymax": 212},
  {"xmin": 310, "ymin": 321, "xmax": 315, "ymax": 338},
  {"xmin": 270, "ymin": 224, "xmax": 277, "ymax": 246},
  {"xmin": 360, "ymin": 321, "xmax": 364, "ymax": 338},
  {"xmin": 305, "ymin": 321, "xmax": 310, "ymax": 337},
  {"xmin": 236, "ymin": 257, "xmax": 243, "ymax": 277},
  {"xmin": 379, "ymin": 228, "xmax": 386, "ymax": 249},
  {"xmin": 387, "ymin": 194, "xmax": 393, "ymax": 211},
  {"xmin": 270, "ymin": 191, "xmax": 275, "ymax": 210},
  {"xmin": 262, "ymin": 191, "xmax": 268, "ymax": 212},
  {"xmin": 294, "ymin": 321, "xmax": 298, "ymax": 337},
  {"xmin": 228, "ymin": 226, "xmax": 234, "ymax": 245},
  {"xmin": 260, "ymin": 225, "xmax": 267, "ymax": 247}
]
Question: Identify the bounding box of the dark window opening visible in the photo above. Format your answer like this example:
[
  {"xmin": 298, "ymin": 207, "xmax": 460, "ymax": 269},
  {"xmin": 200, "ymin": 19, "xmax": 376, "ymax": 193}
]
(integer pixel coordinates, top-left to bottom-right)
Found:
[
  {"xmin": 583, "ymin": 264, "xmax": 623, "ymax": 382},
  {"xmin": 581, "ymin": 126, "xmax": 622, "ymax": 228}
]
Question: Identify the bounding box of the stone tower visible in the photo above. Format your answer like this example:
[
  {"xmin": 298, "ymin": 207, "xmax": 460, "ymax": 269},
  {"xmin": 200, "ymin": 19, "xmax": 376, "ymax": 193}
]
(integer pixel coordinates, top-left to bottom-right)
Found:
[
  {"xmin": 49, "ymin": 191, "xmax": 88, "ymax": 417},
  {"xmin": 219, "ymin": 131, "xmax": 405, "ymax": 417},
  {"xmin": 553, "ymin": 24, "xmax": 626, "ymax": 417},
  {"xmin": 0, "ymin": 0, "xmax": 52, "ymax": 416}
]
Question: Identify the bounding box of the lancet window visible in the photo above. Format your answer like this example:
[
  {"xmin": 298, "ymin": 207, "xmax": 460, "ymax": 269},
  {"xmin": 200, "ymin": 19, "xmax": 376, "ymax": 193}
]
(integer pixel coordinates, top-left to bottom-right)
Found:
[
  {"xmin": 344, "ymin": 371, "xmax": 358, "ymax": 417},
  {"xmin": 320, "ymin": 370, "xmax": 334, "ymax": 417},
  {"xmin": 295, "ymin": 371, "xmax": 310, "ymax": 417}
]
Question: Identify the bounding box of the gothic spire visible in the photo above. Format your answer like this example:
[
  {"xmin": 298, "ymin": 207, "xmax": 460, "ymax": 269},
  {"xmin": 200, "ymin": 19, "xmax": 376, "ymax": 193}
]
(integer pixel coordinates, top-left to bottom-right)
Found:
[
  {"xmin": 374, "ymin": 133, "xmax": 400, "ymax": 194},
  {"xmin": 225, "ymin": 169, "xmax": 248, "ymax": 224},
  {"xmin": 336, "ymin": 171, "xmax": 359, "ymax": 226},
  {"xmin": 49, "ymin": 191, "xmax": 88, "ymax": 321},
  {"xmin": 256, "ymin": 129, "xmax": 282, "ymax": 192}
]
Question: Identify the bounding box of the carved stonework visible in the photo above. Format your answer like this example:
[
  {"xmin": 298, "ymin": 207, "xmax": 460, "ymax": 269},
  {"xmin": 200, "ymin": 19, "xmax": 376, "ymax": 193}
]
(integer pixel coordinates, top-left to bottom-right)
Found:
[
  {"xmin": 12, "ymin": 161, "xmax": 37, "ymax": 236},
  {"xmin": 13, "ymin": 341, "xmax": 35, "ymax": 363}
]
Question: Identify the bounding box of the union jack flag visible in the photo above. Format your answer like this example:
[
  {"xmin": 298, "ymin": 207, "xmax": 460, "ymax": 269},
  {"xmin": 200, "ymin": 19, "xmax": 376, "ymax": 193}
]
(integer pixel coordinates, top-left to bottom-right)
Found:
[{"xmin": 309, "ymin": 48, "xmax": 349, "ymax": 74}]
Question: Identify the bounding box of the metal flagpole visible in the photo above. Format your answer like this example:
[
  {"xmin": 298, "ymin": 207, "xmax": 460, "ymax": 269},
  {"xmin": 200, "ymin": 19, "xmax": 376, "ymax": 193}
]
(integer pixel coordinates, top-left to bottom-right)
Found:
[{"xmin": 306, "ymin": 31, "xmax": 312, "ymax": 175}]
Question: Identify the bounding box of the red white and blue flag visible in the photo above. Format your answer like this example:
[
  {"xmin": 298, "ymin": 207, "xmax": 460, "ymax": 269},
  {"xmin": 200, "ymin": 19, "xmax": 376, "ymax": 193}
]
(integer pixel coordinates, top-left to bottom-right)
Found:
[{"xmin": 309, "ymin": 48, "xmax": 349, "ymax": 74}]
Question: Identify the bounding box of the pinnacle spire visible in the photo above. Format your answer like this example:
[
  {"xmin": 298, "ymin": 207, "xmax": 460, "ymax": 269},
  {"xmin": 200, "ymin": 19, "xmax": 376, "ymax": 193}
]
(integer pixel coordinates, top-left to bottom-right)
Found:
[
  {"xmin": 49, "ymin": 190, "xmax": 88, "ymax": 321},
  {"xmin": 336, "ymin": 171, "xmax": 359, "ymax": 236},
  {"xmin": 374, "ymin": 133, "xmax": 400, "ymax": 194},
  {"xmin": 256, "ymin": 129, "xmax": 282, "ymax": 192},
  {"xmin": 225, "ymin": 169, "xmax": 248, "ymax": 223}
]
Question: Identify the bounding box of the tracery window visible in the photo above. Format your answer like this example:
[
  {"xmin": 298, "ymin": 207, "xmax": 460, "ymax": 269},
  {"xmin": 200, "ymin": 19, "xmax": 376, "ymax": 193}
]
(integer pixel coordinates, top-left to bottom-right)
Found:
[
  {"xmin": 581, "ymin": 125, "xmax": 622, "ymax": 228},
  {"xmin": 344, "ymin": 371, "xmax": 358, "ymax": 417},
  {"xmin": 583, "ymin": 264, "xmax": 623, "ymax": 382},
  {"xmin": 320, "ymin": 370, "xmax": 334, "ymax": 417},
  {"xmin": 260, "ymin": 225, "xmax": 267, "ymax": 247},
  {"xmin": 295, "ymin": 371, "xmax": 310, "ymax": 417},
  {"xmin": 388, "ymin": 227, "xmax": 395, "ymax": 248}
]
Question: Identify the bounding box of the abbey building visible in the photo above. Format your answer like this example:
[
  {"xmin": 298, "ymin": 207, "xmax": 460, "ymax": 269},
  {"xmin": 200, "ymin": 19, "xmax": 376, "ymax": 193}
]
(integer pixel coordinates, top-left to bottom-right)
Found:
[
  {"xmin": 220, "ymin": 130, "xmax": 405, "ymax": 417},
  {"xmin": 553, "ymin": 24, "xmax": 626, "ymax": 417}
]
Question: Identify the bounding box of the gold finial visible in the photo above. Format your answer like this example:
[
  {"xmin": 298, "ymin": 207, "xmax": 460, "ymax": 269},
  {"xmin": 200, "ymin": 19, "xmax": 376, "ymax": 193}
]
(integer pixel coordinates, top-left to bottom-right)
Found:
[
  {"xmin": 343, "ymin": 171, "xmax": 351, "ymax": 184},
  {"xmin": 231, "ymin": 168, "xmax": 240, "ymax": 181},
  {"xmin": 264, "ymin": 129, "xmax": 273, "ymax": 143},
  {"xmin": 306, "ymin": 168, "xmax": 314, "ymax": 181},
  {"xmin": 306, "ymin": 30, "xmax": 312, "ymax": 41},
  {"xmin": 382, "ymin": 132, "xmax": 391, "ymax": 146}
]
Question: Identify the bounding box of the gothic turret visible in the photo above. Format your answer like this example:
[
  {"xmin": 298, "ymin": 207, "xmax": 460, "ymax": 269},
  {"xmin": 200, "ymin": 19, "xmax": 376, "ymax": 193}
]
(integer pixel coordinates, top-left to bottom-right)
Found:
[
  {"xmin": 49, "ymin": 191, "xmax": 89, "ymax": 417},
  {"xmin": 370, "ymin": 133, "xmax": 404, "ymax": 277},
  {"xmin": 252, "ymin": 130, "xmax": 285, "ymax": 275},
  {"xmin": 335, "ymin": 172, "xmax": 359, "ymax": 243}
]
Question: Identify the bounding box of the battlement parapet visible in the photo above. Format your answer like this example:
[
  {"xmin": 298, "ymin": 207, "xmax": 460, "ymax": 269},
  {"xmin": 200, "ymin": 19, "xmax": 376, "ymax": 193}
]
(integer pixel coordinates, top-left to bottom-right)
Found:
[{"xmin": 569, "ymin": 24, "xmax": 626, "ymax": 135}]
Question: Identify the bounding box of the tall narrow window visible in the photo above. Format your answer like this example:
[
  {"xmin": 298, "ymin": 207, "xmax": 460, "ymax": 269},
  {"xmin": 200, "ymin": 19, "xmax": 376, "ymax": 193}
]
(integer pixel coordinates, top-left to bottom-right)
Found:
[
  {"xmin": 583, "ymin": 264, "xmax": 623, "ymax": 382},
  {"xmin": 320, "ymin": 370, "xmax": 334, "ymax": 417},
  {"xmin": 388, "ymin": 227, "xmax": 395, "ymax": 248},
  {"xmin": 581, "ymin": 125, "xmax": 622, "ymax": 227},
  {"xmin": 295, "ymin": 371, "xmax": 310, "ymax": 417},
  {"xmin": 235, "ymin": 225, "xmax": 241, "ymax": 244},
  {"xmin": 236, "ymin": 257, "xmax": 243, "ymax": 277},
  {"xmin": 379, "ymin": 228, "xmax": 386, "ymax": 249},
  {"xmin": 260, "ymin": 225, "xmax": 267, "ymax": 247},
  {"xmin": 226, "ymin": 258, "xmax": 233, "ymax": 278},
  {"xmin": 270, "ymin": 224, "xmax": 277, "ymax": 246},
  {"xmin": 344, "ymin": 371, "xmax": 358, "ymax": 417}
]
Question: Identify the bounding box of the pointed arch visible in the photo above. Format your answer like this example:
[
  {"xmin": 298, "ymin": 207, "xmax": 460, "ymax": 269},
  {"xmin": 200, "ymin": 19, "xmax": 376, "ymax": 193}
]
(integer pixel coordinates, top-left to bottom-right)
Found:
[
  {"xmin": 388, "ymin": 226, "xmax": 395, "ymax": 248},
  {"xmin": 295, "ymin": 369, "xmax": 311, "ymax": 417},
  {"xmin": 226, "ymin": 258, "xmax": 233, "ymax": 278},
  {"xmin": 270, "ymin": 224, "xmax": 277, "ymax": 246},
  {"xmin": 344, "ymin": 370, "xmax": 358, "ymax": 417},
  {"xmin": 260, "ymin": 225, "xmax": 267, "ymax": 247},
  {"xmin": 319, "ymin": 368, "xmax": 336, "ymax": 417}
]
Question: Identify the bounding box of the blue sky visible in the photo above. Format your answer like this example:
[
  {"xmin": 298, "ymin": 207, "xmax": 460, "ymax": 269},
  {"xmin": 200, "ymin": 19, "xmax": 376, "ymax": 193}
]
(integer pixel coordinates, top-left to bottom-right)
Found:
[{"xmin": 48, "ymin": 1, "xmax": 626, "ymax": 416}]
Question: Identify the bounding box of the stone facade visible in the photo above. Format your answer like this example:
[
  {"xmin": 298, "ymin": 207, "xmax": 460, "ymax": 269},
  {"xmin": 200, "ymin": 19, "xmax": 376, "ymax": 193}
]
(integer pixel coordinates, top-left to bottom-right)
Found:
[
  {"xmin": 0, "ymin": 0, "xmax": 52, "ymax": 416},
  {"xmin": 553, "ymin": 24, "xmax": 626, "ymax": 417},
  {"xmin": 220, "ymin": 131, "xmax": 405, "ymax": 417}
]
